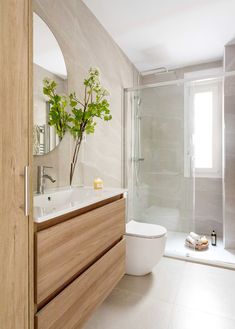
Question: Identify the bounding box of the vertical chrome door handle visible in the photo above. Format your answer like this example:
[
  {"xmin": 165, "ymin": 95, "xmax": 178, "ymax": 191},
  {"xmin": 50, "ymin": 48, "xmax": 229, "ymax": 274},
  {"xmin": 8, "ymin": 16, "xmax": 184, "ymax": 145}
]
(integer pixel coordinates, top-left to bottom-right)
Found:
[{"xmin": 22, "ymin": 165, "xmax": 30, "ymax": 216}]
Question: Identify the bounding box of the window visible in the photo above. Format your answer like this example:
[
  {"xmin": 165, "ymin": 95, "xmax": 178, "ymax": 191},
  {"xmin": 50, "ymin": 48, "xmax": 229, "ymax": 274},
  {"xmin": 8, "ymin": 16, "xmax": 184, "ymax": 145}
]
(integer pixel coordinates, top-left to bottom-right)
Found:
[
  {"xmin": 194, "ymin": 90, "xmax": 213, "ymax": 169},
  {"xmin": 184, "ymin": 72, "xmax": 222, "ymax": 178}
]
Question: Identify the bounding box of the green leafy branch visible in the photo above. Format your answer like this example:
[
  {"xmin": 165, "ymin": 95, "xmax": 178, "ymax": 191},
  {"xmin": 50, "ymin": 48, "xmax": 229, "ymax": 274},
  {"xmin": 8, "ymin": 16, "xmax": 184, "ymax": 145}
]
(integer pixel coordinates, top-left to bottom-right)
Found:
[
  {"xmin": 43, "ymin": 79, "xmax": 70, "ymax": 139},
  {"xmin": 43, "ymin": 68, "xmax": 112, "ymax": 185}
]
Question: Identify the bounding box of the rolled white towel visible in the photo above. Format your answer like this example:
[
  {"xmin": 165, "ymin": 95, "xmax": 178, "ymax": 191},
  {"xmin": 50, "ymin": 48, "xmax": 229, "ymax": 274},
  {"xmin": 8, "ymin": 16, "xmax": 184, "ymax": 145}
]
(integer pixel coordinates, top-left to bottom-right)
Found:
[
  {"xmin": 186, "ymin": 235, "xmax": 196, "ymax": 246},
  {"xmin": 190, "ymin": 232, "xmax": 201, "ymax": 242},
  {"xmin": 186, "ymin": 235, "xmax": 203, "ymax": 246}
]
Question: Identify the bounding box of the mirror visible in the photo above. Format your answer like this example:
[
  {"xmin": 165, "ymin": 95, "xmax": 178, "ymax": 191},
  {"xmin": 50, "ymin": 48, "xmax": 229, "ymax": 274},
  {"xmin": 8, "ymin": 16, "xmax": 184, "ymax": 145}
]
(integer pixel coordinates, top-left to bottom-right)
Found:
[{"xmin": 33, "ymin": 13, "xmax": 68, "ymax": 155}]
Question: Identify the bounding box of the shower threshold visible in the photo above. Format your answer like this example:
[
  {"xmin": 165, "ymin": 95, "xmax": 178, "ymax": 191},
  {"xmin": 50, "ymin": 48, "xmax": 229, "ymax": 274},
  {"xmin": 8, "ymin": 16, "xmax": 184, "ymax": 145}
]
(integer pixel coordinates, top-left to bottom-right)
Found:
[{"xmin": 165, "ymin": 231, "xmax": 235, "ymax": 270}]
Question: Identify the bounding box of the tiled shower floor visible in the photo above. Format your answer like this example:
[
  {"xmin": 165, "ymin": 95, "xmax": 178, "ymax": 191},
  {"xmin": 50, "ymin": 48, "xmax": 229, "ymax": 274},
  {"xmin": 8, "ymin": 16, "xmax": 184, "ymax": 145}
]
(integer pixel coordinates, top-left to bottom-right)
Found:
[{"xmin": 165, "ymin": 231, "xmax": 235, "ymax": 269}]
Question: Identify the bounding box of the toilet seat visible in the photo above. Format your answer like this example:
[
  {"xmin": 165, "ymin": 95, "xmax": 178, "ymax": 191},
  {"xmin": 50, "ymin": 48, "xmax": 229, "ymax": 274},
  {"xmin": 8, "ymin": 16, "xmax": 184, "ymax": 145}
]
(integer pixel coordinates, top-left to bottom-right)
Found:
[{"xmin": 126, "ymin": 220, "xmax": 167, "ymax": 239}]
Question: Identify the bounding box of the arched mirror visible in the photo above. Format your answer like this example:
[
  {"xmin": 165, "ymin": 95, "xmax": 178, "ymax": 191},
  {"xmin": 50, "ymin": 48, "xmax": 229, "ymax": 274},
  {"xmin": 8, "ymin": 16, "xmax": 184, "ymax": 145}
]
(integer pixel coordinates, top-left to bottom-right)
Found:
[{"xmin": 33, "ymin": 13, "xmax": 68, "ymax": 155}]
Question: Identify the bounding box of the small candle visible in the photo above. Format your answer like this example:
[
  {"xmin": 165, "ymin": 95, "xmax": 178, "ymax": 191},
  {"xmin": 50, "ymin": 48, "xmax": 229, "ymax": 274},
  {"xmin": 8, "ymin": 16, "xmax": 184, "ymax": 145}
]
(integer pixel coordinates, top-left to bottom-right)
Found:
[{"xmin": 93, "ymin": 177, "xmax": 103, "ymax": 190}]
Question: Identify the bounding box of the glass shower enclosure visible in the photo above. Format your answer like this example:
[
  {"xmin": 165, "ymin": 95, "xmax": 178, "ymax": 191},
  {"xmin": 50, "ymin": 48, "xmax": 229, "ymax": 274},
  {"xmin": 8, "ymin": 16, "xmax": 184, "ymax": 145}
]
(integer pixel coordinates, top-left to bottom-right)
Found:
[
  {"xmin": 124, "ymin": 74, "xmax": 225, "ymax": 260},
  {"xmin": 123, "ymin": 70, "xmax": 235, "ymax": 266}
]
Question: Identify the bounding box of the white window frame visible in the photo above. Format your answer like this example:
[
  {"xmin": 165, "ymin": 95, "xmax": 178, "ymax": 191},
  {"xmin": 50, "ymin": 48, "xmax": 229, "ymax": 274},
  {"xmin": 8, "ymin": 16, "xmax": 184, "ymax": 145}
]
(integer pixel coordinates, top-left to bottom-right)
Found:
[{"xmin": 184, "ymin": 69, "xmax": 222, "ymax": 179}]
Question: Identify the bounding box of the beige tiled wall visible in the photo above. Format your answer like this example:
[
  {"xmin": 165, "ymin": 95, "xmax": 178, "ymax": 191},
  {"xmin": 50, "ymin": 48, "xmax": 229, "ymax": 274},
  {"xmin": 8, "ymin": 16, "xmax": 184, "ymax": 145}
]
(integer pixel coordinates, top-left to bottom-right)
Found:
[
  {"xmin": 224, "ymin": 40, "xmax": 235, "ymax": 248},
  {"xmin": 138, "ymin": 61, "xmax": 223, "ymax": 235},
  {"xmin": 132, "ymin": 83, "xmax": 194, "ymax": 233},
  {"xmin": 195, "ymin": 178, "xmax": 223, "ymax": 236},
  {"xmin": 33, "ymin": 0, "xmax": 138, "ymax": 191}
]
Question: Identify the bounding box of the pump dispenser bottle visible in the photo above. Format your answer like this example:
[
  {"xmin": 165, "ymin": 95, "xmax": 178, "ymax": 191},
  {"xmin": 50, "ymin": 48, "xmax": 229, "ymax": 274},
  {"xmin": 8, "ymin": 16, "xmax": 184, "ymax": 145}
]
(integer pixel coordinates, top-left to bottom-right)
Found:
[{"xmin": 211, "ymin": 230, "xmax": 217, "ymax": 246}]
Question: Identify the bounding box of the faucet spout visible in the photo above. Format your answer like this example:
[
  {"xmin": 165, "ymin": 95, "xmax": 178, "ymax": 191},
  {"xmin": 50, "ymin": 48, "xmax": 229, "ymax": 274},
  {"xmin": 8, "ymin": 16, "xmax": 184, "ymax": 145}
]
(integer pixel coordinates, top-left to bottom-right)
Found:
[
  {"xmin": 37, "ymin": 166, "xmax": 56, "ymax": 194},
  {"xmin": 43, "ymin": 174, "xmax": 56, "ymax": 183}
]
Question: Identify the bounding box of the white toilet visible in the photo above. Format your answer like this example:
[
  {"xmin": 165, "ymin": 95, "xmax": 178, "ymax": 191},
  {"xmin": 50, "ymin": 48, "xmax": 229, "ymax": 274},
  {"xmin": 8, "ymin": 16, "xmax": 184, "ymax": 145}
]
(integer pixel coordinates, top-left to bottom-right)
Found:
[{"xmin": 125, "ymin": 220, "xmax": 167, "ymax": 276}]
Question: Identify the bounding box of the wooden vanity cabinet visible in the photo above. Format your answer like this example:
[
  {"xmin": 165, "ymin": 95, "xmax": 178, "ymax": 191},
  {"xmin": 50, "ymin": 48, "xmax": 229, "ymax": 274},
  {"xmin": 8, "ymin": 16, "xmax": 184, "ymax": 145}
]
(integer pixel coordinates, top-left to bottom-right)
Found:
[
  {"xmin": 34, "ymin": 195, "xmax": 126, "ymax": 329},
  {"xmin": 35, "ymin": 239, "xmax": 125, "ymax": 329}
]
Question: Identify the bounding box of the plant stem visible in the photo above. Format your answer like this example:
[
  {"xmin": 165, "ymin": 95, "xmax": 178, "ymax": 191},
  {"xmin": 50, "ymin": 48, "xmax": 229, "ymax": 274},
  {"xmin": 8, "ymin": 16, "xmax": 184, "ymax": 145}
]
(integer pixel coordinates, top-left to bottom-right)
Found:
[
  {"xmin": 69, "ymin": 136, "xmax": 83, "ymax": 186},
  {"xmin": 73, "ymin": 96, "xmax": 85, "ymax": 108},
  {"xmin": 69, "ymin": 86, "xmax": 90, "ymax": 186}
]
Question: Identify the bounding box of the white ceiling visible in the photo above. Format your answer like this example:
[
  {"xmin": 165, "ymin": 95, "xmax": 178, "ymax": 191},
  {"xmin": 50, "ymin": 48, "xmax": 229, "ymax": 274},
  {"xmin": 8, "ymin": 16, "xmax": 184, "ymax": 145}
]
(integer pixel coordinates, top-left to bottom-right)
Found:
[{"xmin": 83, "ymin": 0, "xmax": 235, "ymax": 72}]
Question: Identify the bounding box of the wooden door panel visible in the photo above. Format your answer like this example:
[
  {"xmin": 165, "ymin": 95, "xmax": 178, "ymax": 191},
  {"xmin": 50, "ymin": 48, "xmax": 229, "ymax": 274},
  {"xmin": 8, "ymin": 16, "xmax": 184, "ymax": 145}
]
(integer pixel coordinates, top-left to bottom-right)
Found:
[{"xmin": 0, "ymin": 1, "xmax": 31, "ymax": 328}]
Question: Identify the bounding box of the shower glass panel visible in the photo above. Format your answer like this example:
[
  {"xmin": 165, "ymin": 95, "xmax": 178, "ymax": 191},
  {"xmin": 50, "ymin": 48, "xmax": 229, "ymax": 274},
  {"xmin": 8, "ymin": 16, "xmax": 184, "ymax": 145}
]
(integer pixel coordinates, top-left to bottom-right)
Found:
[
  {"xmin": 127, "ymin": 81, "xmax": 195, "ymax": 237},
  {"xmin": 125, "ymin": 72, "xmax": 235, "ymax": 266}
]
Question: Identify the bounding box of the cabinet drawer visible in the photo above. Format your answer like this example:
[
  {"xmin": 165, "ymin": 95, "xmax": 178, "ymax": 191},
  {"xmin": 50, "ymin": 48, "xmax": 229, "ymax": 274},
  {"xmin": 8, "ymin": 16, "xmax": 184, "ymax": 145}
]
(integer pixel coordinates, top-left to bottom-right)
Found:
[
  {"xmin": 35, "ymin": 198, "xmax": 125, "ymax": 307},
  {"xmin": 35, "ymin": 239, "xmax": 125, "ymax": 329}
]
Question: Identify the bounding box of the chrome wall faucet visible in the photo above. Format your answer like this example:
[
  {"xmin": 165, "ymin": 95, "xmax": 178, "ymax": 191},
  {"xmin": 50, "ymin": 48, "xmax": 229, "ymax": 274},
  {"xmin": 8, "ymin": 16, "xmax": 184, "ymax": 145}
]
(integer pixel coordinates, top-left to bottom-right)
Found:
[{"xmin": 37, "ymin": 166, "xmax": 56, "ymax": 194}]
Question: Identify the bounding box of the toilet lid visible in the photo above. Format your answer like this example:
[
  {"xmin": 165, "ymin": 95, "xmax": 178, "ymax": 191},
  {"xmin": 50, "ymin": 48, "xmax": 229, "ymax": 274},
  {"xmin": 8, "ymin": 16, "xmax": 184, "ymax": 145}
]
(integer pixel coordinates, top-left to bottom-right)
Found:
[{"xmin": 126, "ymin": 220, "xmax": 167, "ymax": 239}]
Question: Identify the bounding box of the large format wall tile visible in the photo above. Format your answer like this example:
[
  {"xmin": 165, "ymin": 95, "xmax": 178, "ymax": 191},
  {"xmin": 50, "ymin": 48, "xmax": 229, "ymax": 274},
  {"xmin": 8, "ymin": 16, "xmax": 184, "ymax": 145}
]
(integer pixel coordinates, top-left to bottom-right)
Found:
[
  {"xmin": 195, "ymin": 178, "xmax": 223, "ymax": 236},
  {"xmin": 33, "ymin": 0, "xmax": 138, "ymax": 190},
  {"xmin": 138, "ymin": 63, "xmax": 223, "ymax": 234},
  {"xmin": 224, "ymin": 41, "xmax": 235, "ymax": 248}
]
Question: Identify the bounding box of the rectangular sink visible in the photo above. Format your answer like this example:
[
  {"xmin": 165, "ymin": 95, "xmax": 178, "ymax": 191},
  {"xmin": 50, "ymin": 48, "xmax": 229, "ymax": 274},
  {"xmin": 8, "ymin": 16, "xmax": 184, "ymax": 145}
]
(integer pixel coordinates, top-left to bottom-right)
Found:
[{"xmin": 34, "ymin": 186, "xmax": 126, "ymax": 223}]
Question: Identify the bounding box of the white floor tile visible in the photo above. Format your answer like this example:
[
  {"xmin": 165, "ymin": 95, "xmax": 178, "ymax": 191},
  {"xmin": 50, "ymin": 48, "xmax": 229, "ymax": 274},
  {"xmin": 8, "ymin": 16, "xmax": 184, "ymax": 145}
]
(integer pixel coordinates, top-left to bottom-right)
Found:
[
  {"xmin": 175, "ymin": 262, "xmax": 235, "ymax": 319},
  {"xmin": 83, "ymin": 258, "xmax": 235, "ymax": 329},
  {"xmin": 118, "ymin": 257, "xmax": 187, "ymax": 304},
  {"xmin": 169, "ymin": 305, "xmax": 235, "ymax": 329},
  {"xmin": 83, "ymin": 287, "xmax": 173, "ymax": 329}
]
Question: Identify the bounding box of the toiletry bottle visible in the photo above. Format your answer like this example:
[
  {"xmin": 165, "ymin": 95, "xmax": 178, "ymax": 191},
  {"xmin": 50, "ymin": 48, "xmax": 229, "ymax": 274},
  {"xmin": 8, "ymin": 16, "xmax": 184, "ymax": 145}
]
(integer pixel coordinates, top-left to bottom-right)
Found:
[
  {"xmin": 211, "ymin": 230, "xmax": 217, "ymax": 246},
  {"xmin": 93, "ymin": 177, "xmax": 103, "ymax": 190}
]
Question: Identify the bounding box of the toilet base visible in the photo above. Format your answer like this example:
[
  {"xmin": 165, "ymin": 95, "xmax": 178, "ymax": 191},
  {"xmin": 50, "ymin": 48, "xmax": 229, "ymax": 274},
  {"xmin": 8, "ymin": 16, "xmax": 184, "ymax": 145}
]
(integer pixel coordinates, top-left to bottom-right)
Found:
[{"xmin": 125, "ymin": 234, "xmax": 167, "ymax": 276}]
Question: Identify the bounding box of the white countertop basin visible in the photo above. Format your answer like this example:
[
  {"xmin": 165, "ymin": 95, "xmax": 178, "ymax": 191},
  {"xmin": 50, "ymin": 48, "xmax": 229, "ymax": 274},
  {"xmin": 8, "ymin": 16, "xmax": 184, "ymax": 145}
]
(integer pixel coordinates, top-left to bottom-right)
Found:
[{"xmin": 34, "ymin": 186, "xmax": 126, "ymax": 223}]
